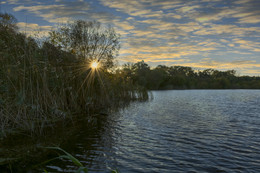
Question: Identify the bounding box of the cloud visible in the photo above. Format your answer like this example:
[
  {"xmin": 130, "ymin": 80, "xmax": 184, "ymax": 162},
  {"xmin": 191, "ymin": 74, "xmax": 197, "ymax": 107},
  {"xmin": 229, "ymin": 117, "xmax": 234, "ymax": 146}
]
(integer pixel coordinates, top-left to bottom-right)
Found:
[
  {"xmin": 13, "ymin": 1, "xmax": 91, "ymax": 22},
  {"xmin": 178, "ymin": 5, "xmax": 200, "ymax": 14},
  {"xmin": 6, "ymin": 0, "xmax": 38, "ymax": 5},
  {"xmin": 179, "ymin": 59, "xmax": 260, "ymax": 70},
  {"xmin": 236, "ymin": 15, "xmax": 260, "ymax": 24},
  {"xmin": 17, "ymin": 22, "xmax": 52, "ymax": 37},
  {"xmin": 243, "ymin": 69, "xmax": 260, "ymax": 75},
  {"xmin": 100, "ymin": 0, "xmax": 143, "ymax": 16},
  {"xmin": 13, "ymin": 1, "xmax": 117, "ymax": 24},
  {"xmin": 193, "ymin": 24, "xmax": 260, "ymax": 37},
  {"xmin": 232, "ymin": 38, "xmax": 260, "ymax": 52},
  {"xmin": 233, "ymin": 0, "xmax": 260, "ymax": 24},
  {"xmin": 100, "ymin": 0, "xmax": 187, "ymax": 18},
  {"xmin": 12, "ymin": 0, "xmax": 124, "ymax": 31},
  {"xmin": 100, "ymin": 0, "xmax": 223, "ymax": 23},
  {"xmin": 161, "ymin": 0, "xmax": 260, "ymax": 24},
  {"xmin": 114, "ymin": 20, "xmax": 135, "ymax": 31},
  {"xmin": 6, "ymin": 0, "xmax": 260, "ymax": 76}
]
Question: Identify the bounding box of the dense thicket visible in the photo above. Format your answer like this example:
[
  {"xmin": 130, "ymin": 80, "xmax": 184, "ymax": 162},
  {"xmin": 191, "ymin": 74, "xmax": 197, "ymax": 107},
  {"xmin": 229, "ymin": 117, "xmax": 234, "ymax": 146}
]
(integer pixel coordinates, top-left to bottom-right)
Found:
[
  {"xmin": 0, "ymin": 13, "xmax": 147, "ymax": 136},
  {"xmin": 122, "ymin": 61, "xmax": 260, "ymax": 90}
]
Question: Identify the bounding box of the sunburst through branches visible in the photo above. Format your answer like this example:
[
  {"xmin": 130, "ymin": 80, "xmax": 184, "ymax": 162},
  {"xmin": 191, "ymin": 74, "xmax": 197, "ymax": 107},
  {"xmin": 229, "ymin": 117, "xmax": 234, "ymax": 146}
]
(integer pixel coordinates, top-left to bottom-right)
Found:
[
  {"xmin": 91, "ymin": 61, "xmax": 99, "ymax": 69},
  {"xmin": 77, "ymin": 59, "xmax": 107, "ymax": 99}
]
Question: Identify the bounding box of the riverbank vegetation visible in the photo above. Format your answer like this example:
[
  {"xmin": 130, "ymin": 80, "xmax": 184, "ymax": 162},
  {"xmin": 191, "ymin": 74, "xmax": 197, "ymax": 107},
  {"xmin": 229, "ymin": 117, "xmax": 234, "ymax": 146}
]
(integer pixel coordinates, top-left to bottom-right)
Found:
[
  {"xmin": 122, "ymin": 60, "xmax": 260, "ymax": 90},
  {"xmin": 0, "ymin": 13, "xmax": 148, "ymax": 137}
]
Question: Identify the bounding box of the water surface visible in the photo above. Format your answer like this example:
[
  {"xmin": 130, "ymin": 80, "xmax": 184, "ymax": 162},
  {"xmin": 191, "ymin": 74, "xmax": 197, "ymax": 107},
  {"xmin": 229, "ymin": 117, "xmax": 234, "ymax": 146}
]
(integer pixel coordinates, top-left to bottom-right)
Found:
[{"xmin": 47, "ymin": 90, "xmax": 260, "ymax": 172}]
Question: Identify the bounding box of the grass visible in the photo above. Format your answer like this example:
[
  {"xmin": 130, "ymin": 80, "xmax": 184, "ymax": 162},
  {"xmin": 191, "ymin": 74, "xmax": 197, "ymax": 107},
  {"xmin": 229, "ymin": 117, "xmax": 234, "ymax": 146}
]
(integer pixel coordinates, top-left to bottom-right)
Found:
[
  {"xmin": 37, "ymin": 147, "xmax": 88, "ymax": 173},
  {"xmin": 36, "ymin": 147, "xmax": 119, "ymax": 173}
]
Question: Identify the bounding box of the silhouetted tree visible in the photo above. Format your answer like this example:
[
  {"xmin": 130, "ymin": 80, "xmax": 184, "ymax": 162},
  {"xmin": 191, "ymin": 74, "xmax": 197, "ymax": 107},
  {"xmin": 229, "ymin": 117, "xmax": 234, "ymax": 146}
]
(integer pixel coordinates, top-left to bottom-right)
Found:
[
  {"xmin": 0, "ymin": 13, "xmax": 18, "ymax": 31},
  {"xmin": 149, "ymin": 65, "xmax": 169, "ymax": 89},
  {"xmin": 49, "ymin": 20, "xmax": 120, "ymax": 69},
  {"xmin": 131, "ymin": 60, "xmax": 151, "ymax": 88}
]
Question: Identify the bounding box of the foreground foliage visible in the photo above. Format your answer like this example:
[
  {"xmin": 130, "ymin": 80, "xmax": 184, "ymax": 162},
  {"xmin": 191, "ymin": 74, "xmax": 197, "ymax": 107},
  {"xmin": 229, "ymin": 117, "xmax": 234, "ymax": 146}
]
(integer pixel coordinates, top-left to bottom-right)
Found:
[{"xmin": 37, "ymin": 147, "xmax": 119, "ymax": 173}]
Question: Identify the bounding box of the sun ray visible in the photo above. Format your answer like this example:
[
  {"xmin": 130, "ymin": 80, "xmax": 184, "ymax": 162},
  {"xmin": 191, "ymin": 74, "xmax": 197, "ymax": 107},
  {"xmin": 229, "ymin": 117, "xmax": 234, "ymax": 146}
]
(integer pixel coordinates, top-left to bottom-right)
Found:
[{"xmin": 74, "ymin": 59, "xmax": 111, "ymax": 103}]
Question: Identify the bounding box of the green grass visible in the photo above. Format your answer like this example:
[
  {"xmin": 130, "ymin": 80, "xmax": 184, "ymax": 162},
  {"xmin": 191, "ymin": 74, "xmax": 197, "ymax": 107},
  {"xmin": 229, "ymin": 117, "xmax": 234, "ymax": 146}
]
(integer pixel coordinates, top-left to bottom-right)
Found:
[{"xmin": 37, "ymin": 147, "xmax": 119, "ymax": 173}]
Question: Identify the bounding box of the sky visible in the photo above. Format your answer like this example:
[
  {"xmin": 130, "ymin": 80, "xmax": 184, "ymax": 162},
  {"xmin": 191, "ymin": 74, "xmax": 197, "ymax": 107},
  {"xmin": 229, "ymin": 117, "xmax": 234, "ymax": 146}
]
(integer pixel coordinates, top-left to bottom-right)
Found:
[{"xmin": 1, "ymin": 0, "xmax": 260, "ymax": 76}]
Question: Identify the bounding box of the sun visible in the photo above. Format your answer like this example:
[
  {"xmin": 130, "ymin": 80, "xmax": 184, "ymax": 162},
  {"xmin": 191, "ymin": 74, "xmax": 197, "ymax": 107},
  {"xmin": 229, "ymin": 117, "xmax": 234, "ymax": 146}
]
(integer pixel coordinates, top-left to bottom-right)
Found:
[{"xmin": 91, "ymin": 61, "xmax": 99, "ymax": 69}]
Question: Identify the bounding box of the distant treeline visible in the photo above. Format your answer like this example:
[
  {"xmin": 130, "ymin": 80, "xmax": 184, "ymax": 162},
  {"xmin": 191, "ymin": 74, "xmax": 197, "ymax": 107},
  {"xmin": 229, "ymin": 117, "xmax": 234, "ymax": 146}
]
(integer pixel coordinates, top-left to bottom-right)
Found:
[{"xmin": 120, "ymin": 60, "xmax": 260, "ymax": 90}]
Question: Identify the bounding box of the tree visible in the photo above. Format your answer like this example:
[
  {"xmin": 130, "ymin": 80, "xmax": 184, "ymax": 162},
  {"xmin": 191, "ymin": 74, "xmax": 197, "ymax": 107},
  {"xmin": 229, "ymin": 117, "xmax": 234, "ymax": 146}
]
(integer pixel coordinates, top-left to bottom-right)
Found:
[
  {"xmin": 148, "ymin": 66, "xmax": 169, "ymax": 89},
  {"xmin": 49, "ymin": 20, "xmax": 120, "ymax": 69},
  {"xmin": 131, "ymin": 61, "xmax": 151, "ymax": 87},
  {"xmin": 0, "ymin": 12, "xmax": 18, "ymax": 31}
]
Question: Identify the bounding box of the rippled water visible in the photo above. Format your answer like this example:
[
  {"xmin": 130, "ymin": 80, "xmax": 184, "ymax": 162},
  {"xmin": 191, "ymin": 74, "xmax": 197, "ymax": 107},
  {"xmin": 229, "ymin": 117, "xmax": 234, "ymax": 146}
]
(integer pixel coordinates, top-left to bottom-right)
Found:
[{"xmin": 47, "ymin": 90, "xmax": 260, "ymax": 173}]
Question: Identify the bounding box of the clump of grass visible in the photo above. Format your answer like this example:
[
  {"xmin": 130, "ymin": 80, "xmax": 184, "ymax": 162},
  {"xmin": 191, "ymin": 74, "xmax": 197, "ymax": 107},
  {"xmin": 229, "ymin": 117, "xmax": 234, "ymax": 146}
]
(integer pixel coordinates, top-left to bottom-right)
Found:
[
  {"xmin": 36, "ymin": 147, "xmax": 119, "ymax": 173},
  {"xmin": 38, "ymin": 147, "xmax": 88, "ymax": 173}
]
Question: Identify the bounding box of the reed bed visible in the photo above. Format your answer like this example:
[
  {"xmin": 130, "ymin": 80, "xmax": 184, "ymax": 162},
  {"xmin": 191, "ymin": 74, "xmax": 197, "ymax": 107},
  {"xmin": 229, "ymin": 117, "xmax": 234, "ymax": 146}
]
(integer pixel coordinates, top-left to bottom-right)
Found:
[{"xmin": 0, "ymin": 13, "xmax": 148, "ymax": 137}]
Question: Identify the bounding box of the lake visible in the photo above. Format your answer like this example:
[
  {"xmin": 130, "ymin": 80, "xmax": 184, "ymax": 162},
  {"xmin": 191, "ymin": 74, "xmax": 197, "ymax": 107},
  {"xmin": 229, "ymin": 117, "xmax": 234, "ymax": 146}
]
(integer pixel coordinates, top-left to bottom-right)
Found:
[{"xmin": 45, "ymin": 90, "xmax": 260, "ymax": 173}]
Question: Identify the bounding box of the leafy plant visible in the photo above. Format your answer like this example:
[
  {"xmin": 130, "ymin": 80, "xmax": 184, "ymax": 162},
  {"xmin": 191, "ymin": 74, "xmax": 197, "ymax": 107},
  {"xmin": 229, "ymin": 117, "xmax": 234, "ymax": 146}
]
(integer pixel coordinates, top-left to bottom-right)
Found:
[
  {"xmin": 38, "ymin": 147, "xmax": 88, "ymax": 173},
  {"xmin": 38, "ymin": 147, "xmax": 119, "ymax": 173}
]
